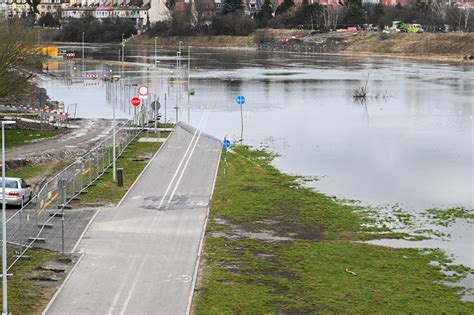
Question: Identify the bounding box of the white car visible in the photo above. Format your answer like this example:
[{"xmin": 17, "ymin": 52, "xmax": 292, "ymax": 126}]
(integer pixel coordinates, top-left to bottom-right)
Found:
[{"xmin": 0, "ymin": 177, "xmax": 33, "ymax": 207}]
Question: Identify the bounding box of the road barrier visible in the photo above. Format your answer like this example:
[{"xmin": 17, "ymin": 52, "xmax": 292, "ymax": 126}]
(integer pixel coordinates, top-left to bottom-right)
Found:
[{"xmin": 2, "ymin": 119, "xmax": 142, "ymax": 270}]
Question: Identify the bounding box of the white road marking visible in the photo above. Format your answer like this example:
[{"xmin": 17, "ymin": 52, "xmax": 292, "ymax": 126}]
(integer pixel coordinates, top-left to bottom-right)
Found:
[
  {"xmin": 157, "ymin": 110, "xmax": 209, "ymax": 210},
  {"xmin": 118, "ymin": 256, "xmax": 148, "ymax": 315},
  {"xmin": 166, "ymin": 112, "xmax": 210, "ymax": 208},
  {"xmin": 106, "ymin": 257, "xmax": 139, "ymax": 315}
]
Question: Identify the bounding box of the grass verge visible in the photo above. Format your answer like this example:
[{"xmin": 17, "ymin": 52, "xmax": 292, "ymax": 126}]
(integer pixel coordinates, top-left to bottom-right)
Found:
[
  {"xmin": 0, "ymin": 249, "xmax": 73, "ymax": 314},
  {"xmin": 5, "ymin": 130, "xmax": 60, "ymax": 148},
  {"xmin": 193, "ymin": 146, "xmax": 474, "ymax": 314},
  {"xmin": 77, "ymin": 131, "xmax": 168, "ymax": 205}
]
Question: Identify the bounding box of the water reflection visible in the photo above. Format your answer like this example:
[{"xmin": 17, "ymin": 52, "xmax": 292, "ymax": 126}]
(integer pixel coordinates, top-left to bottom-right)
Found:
[{"xmin": 40, "ymin": 47, "xmax": 473, "ymax": 212}]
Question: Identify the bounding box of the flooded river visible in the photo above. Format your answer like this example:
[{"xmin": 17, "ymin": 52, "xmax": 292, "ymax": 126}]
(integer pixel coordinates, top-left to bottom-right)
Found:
[
  {"xmin": 41, "ymin": 45, "xmax": 473, "ymax": 210},
  {"xmin": 40, "ymin": 45, "xmax": 473, "ymax": 278}
]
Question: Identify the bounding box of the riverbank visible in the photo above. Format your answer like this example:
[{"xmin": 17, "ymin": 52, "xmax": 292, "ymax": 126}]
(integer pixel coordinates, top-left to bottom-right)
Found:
[
  {"xmin": 129, "ymin": 31, "xmax": 474, "ymax": 63},
  {"xmin": 192, "ymin": 146, "xmax": 474, "ymax": 313}
]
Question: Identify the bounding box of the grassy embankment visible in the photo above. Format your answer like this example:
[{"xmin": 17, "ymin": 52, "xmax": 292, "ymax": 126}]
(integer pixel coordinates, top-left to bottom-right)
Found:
[
  {"xmin": 77, "ymin": 130, "xmax": 170, "ymax": 205},
  {"xmin": 0, "ymin": 249, "xmax": 68, "ymax": 314},
  {"xmin": 343, "ymin": 32, "xmax": 474, "ymax": 62},
  {"xmin": 193, "ymin": 146, "xmax": 474, "ymax": 314},
  {"xmin": 131, "ymin": 31, "xmax": 474, "ymax": 62}
]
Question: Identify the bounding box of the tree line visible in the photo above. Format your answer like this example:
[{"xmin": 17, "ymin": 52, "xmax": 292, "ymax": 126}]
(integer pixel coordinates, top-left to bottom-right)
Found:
[
  {"xmin": 146, "ymin": 0, "xmax": 473, "ymax": 36},
  {"xmin": 55, "ymin": 15, "xmax": 137, "ymax": 43}
]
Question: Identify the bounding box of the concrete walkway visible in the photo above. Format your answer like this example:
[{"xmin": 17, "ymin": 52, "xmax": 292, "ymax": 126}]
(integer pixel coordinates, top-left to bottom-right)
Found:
[{"xmin": 44, "ymin": 123, "xmax": 221, "ymax": 315}]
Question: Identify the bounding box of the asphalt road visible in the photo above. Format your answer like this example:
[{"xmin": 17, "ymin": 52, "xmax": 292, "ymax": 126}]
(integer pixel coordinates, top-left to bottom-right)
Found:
[{"xmin": 45, "ymin": 123, "xmax": 221, "ymax": 315}]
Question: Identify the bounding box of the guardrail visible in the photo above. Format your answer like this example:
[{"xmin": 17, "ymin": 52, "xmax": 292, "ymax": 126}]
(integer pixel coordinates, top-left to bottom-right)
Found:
[{"xmin": 2, "ymin": 119, "xmax": 142, "ymax": 271}]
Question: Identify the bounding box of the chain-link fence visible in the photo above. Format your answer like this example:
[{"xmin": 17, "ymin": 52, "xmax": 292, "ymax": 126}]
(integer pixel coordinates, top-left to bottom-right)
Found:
[{"xmin": 2, "ymin": 119, "xmax": 142, "ymax": 271}]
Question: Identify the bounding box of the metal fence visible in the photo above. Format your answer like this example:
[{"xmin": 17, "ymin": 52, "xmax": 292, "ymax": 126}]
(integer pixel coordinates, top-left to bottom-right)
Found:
[{"xmin": 2, "ymin": 119, "xmax": 142, "ymax": 271}]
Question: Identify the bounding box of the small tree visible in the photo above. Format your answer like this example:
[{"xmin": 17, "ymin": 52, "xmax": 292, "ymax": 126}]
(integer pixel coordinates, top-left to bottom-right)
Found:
[
  {"xmin": 341, "ymin": 0, "xmax": 366, "ymax": 25},
  {"xmin": 26, "ymin": 0, "xmax": 41, "ymax": 21},
  {"xmin": 223, "ymin": 0, "xmax": 243, "ymax": 14},
  {"xmin": 257, "ymin": 0, "xmax": 273, "ymax": 27},
  {"xmin": 38, "ymin": 12, "xmax": 60, "ymax": 27},
  {"xmin": 0, "ymin": 20, "xmax": 43, "ymax": 99},
  {"xmin": 275, "ymin": 0, "xmax": 294, "ymax": 16}
]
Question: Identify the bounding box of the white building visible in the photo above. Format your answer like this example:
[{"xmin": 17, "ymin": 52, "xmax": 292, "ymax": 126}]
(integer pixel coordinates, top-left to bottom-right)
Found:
[{"xmin": 1, "ymin": 0, "xmax": 169, "ymax": 23}]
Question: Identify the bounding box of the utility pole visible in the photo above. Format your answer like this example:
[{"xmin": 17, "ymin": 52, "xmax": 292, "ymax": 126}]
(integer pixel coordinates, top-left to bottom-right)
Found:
[
  {"xmin": 121, "ymin": 33, "xmax": 125, "ymax": 63},
  {"xmin": 175, "ymin": 51, "xmax": 179, "ymax": 123},
  {"xmin": 82, "ymin": 32, "xmax": 85, "ymax": 72},
  {"xmin": 112, "ymin": 77, "xmax": 117, "ymax": 182},
  {"xmin": 82, "ymin": 32, "xmax": 85, "ymax": 60},
  {"xmin": 2, "ymin": 120, "xmax": 16, "ymax": 315},
  {"xmin": 187, "ymin": 46, "xmax": 191, "ymax": 124},
  {"xmin": 154, "ymin": 37, "xmax": 157, "ymax": 65}
]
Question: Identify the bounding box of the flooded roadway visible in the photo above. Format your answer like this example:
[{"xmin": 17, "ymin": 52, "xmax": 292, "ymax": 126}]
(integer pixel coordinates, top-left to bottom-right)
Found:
[{"xmin": 40, "ymin": 44, "xmax": 473, "ymax": 277}]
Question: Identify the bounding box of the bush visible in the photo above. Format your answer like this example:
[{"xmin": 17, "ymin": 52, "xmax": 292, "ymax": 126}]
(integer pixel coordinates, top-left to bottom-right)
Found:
[
  {"xmin": 37, "ymin": 13, "xmax": 60, "ymax": 28},
  {"xmin": 211, "ymin": 13, "xmax": 257, "ymax": 36},
  {"xmin": 253, "ymin": 29, "xmax": 275, "ymax": 44},
  {"xmin": 55, "ymin": 17, "xmax": 137, "ymax": 43}
]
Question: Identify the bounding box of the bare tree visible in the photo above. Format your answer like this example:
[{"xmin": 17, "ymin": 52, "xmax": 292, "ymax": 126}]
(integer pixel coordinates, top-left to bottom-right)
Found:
[
  {"xmin": 431, "ymin": 0, "xmax": 449, "ymax": 24},
  {"xmin": 0, "ymin": 20, "xmax": 42, "ymax": 99}
]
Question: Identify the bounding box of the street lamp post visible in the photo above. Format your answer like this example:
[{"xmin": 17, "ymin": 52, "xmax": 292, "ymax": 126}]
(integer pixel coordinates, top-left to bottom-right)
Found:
[
  {"xmin": 175, "ymin": 52, "xmax": 179, "ymax": 123},
  {"xmin": 154, "ymin": 37, "xmax": 157, "ymax": 64},
  {"xmin": 112, "ymin": 77, "xmax": 119, "ymax": 182},
  {"xmin": 187, "ymin": 46, "xmax": 191, "ymax": 124},
  {"xmin": 2, "ymin": 120, "xmax": 16, "ymax": 315},
  {"xmin": 121, "ymin": 33, "xmax": 125, "ymax": 64},
  {"xmin": 178, "ymin": 41, "xmax": 182, "ymax": 71},
  {"xmin": 82, "ymin": 32, "xmax": 85, "ymax": 72}
]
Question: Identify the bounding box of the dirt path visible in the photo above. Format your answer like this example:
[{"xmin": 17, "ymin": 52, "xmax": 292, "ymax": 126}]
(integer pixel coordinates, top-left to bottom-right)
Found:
[{"xmin": 6, "ymin": 118, "xmax": 113, "ymax": 164}]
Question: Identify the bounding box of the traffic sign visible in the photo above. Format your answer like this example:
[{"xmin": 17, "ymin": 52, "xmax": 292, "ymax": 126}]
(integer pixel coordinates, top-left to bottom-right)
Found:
[
  {"xmin": 223, "ymin": 139, "xmax": 231, "ymax": 149},
  {"xmin": 138, "ymin": 85, "xmax": 149, "ymax": 96},
  {"xmin": 131, "ymin": 97, "xmax": 141, "ymax": 107},
  {"xmin": 236, "ymin": 95, "xmax": 245, "ymax": 105},
  {"xmin": 151, "ymin": 99, "xmax": 161, "ymax": 110}
]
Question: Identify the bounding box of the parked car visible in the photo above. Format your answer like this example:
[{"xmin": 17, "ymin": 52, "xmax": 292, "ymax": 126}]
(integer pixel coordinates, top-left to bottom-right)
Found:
[{"xmin": 0, "ymin": 177, "xmax": 32, "ymax": 207}]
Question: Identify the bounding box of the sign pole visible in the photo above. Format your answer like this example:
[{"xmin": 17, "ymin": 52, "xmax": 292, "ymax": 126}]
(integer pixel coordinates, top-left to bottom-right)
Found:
[
  {"xmin": 221, "ymin": 138, "xmax": 231, "ymax": 200},
  {"xmin": 240, "ymin": 105, "xmax": 243, "ymax": 144},
  {"xmin": 235, "ymin": 96, "xmax": 246, "ymax": 144},
  {"xmin": 112, "ymin": 83, "xmax": 116, "ymax": 182},
  {"xmin": 222, "ymin": 147, "xmax": 227, "ymax": 200}
]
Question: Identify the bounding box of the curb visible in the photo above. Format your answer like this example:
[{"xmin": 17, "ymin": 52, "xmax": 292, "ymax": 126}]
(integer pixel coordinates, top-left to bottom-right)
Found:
[
  {"xmin": 42, "ymin": 253, "xmax": 85, "ymax": 315},
  {"xmin": 116, "ymin": 125, "xmax": 176, "ymax": 207},
  {"xmin": 186, "ymin": 142, "xmax": 222, "ymax": 315}
]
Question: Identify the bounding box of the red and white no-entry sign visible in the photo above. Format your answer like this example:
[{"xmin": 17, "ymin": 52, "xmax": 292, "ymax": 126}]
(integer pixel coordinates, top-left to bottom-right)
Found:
[
  {"xmin": 138, "ymin": 85, "xmax": 148, "ymax": 97},
  {"xmin": 131, "ymin": 97, "xmax": 141, "ymax": 107}
]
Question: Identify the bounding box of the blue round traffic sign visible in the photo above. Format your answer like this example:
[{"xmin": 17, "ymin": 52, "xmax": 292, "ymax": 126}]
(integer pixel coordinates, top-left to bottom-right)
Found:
[
  {"xmin": 235, "ymin": 95, "xmax": 246, "ymax": 105},
  {"xmin": 223, "ymin": 139, "xmax": 231, "ymax": 149}
]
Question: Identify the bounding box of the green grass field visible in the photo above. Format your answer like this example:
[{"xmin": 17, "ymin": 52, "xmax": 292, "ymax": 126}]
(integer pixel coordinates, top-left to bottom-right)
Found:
[
  {"xmin": 4, "ymin": 130, "xmax": 60, "ymax": 148},
  {"xmin": 78, "ymin": 132, "xmax": 166, "ymax": 205},
  {"xmin": 0, "ymin": 249, "xmax": 62, "ymax": 314},
  {"xmin": 193, "ymin": 146, "xmax": 474, "ymax": 314}
]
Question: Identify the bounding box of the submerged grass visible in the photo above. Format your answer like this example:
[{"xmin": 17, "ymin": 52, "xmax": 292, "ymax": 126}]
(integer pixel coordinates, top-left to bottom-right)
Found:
[
  {"xmin": 193, "ymin": 146, "xmax": 474, "ymax": 314},
  {"xmin": 425, "ymin": 207, "xmax": 474, "ymax": 227}
]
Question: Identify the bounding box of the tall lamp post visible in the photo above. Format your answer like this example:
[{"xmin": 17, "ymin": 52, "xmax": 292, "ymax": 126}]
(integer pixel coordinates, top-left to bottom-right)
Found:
[
  {"xmin": 121, "ymin": 33, "xmax": 125, "ymax": 64},
  {"xmin": 82, "ymin": 32, "xmax": 85, "ymax": 60},
  {"xmin": 2, "ymin": 120, "xmax": 15, "ymax": 315},
  {"xmin": 154, "ymin": 37, "xmax": 157, "ymax": 65},
  {"xmin": 112, "ymin": 76, "xmax": 120, "ymax": 182},
  {"xmin": 82, "ymin": 32, "xmax": 85, "ymax": 72},
  {"xmin": 187, "ymin": 46, "xmax": 191, "ymax": 124}
]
